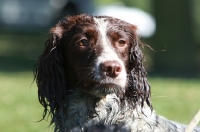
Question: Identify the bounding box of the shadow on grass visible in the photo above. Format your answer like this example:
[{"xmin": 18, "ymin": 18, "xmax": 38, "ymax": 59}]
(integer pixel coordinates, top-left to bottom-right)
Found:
[
  {"xmin": 0, "ymin": 32, "xmax": 47, "ymax": 73},
  {"xmin": 0, "ymin": 56, "xmax": 37, "ymax": 72}
]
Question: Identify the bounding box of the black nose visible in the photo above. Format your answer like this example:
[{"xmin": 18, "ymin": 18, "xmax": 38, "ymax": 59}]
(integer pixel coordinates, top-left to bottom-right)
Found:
[{"xmin": 100, "ymin": 61, "xmax": 122, "ymax": 78}]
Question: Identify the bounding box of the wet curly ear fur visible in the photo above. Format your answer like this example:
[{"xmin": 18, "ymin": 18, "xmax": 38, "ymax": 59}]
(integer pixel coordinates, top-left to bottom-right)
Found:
[
  {"xmin": 34, "ymin": 25, "xmax": 67, "ymax": 122},
  {"xmin": 126, "ymin": 25, "xmax": 152, "ymax": 109},
  {"xmin": 34, "ymin": 14, "xmax": 95, "ymax": 127}
]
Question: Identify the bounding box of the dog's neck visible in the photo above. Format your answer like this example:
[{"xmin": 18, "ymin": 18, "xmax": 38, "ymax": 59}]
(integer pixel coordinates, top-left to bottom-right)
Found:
[
  {"xmin": 55, "ymin": 90, "xmax": 195, "ymax": 132},
  {"xmin": 61, "ymin": 90, "xmax": 152, "ymax": 131}
]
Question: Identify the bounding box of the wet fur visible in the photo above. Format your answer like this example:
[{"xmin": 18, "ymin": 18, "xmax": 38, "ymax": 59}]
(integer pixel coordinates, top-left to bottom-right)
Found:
[{"xmin": 34, "ymin": 14, "xmax": 200, "ymax": 132}]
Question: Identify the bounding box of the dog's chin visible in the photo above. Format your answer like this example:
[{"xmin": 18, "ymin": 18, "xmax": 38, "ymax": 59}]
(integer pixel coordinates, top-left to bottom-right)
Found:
[{"xmin": 84, "ymin": 82, "xmax": 125, "ymax": 97}]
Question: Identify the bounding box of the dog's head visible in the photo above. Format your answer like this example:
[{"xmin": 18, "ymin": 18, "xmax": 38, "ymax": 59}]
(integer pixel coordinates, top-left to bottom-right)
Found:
[{"xmin": 35, "ymin": 14, "xmax": 151, "ymax": 120}]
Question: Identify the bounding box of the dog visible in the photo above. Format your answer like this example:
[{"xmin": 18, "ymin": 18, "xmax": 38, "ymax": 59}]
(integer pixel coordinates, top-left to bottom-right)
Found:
[{"xmin": 34, "ymin": 14, "xmax": 200, "ymax": 132}]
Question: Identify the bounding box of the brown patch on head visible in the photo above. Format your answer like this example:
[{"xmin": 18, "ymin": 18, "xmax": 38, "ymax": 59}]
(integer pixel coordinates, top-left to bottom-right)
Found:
[{"xmin": 50, "ymin": 14, "xmax": 97, "ymax": 38}]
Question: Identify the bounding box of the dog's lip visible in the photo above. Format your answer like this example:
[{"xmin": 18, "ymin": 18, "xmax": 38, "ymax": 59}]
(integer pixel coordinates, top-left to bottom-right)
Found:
[
  {"xmin": 83, "ymin": 82, "xmax": 116, "ymax": 87},
  {"xmin": 83, "ymin": 83, "xmax": 90, "ymax": 87},
  {"xmin": 92, "ymin": 82, "xmax": 118, "ymax": 88}
]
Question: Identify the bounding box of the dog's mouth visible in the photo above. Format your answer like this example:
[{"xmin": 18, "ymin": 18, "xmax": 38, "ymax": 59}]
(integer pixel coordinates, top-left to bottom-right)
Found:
[
  {"xmin": 83, "ymin": 82, "xmax": 118, "ymax": 88},
  {"xmin": 82, "ymin": 81, "xmax": 125, "ymax": 97},
  {"xmin": 93, "ymin": 82, "xmax": 116, "ymax": 88}
]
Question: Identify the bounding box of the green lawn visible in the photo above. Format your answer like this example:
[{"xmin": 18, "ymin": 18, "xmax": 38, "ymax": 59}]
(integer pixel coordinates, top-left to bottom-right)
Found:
[
  {"xmin": 150, "ymin": 78, "xmax": 200, "ymax": 124},
  {"xmin": 0, "ymin": 72, "xmax": 199, "ymax": 131},
  {"xmin": 0, "ymin": 72, "xmax": 50, "ymax": 132}
]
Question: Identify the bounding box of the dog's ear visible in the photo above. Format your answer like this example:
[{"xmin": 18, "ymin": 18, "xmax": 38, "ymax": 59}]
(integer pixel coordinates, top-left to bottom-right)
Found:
[
  {"xmin": 34, "ymin": 23, "xmax": 68, "ymax": 120},
  {"xmin": 127, "ymin": 25, "xmax": 152, "ymax": 109}
]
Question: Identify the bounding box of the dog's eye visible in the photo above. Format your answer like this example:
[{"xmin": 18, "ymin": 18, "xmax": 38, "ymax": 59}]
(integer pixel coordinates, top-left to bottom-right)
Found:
[
  {"xmin": 77, "ymin": 39, "xmax": 88, "ymax": 46},
  {"xmin": 118, "ymin": 39, "xmax": 126, "ymax": 47}
]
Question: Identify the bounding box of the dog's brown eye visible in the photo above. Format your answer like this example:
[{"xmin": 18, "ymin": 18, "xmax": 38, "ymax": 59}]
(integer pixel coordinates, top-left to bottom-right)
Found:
[
  {"xmin": 118, "ymin": 39, "xmax": 126, "ymax": 47},
  {"xmin": 77, "ymin": 39, "xmax": 88, "ymax": 46}
]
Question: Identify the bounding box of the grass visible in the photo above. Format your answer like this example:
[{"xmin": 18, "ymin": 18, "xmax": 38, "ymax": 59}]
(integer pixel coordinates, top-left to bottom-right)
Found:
[
  {"xmin": 0, "ymin": 72, "xmax": 199, "ymax": 132},
  {"xmin": 0, "ymin": 33, "xmax": 46, "ymax": 72},
  {"xmin": 150, "ymin": 78, "xmax": 200, "ymax": 124},
  {"xmin": 0, "ymin": 72, "xmax": 50, "ymax": 132}
]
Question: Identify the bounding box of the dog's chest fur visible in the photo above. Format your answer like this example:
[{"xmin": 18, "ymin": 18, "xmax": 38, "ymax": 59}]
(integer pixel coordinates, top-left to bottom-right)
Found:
[
  {"xmin": 60, "ymin": 91, "xmax": 198, "ymax": 132},
  {"xmin": 63, "ymin": 92, "xmax": 155, "ymax": 131},
  {"xmin": 65, "ymin": 93, "xmax": 125, "ymax": 125}
]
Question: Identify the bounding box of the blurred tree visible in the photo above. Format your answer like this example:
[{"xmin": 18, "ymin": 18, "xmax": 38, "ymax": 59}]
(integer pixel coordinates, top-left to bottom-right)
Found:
[{"xmin": 150, "ymin": 0, "xmax": 199, "ymax": 77}]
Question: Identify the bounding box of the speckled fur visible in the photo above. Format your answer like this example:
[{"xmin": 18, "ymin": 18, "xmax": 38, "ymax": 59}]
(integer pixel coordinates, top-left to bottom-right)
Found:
[{"xmin": 54, "ymin": 92, "xmax": 200, "ymax": 132}]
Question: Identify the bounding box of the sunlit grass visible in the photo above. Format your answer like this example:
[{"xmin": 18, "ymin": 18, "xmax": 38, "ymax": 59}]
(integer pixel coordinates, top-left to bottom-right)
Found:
[
  {"xmin": 150, "ymin": 78, "xmax": 200, "ymax": 124},
  {"xmin": 0, "ymin": 72, "xmax": 199, "ymax": 131},
  {"xmin": 0, "ymin": 72, "xmax": 50, "ymax": 132}
]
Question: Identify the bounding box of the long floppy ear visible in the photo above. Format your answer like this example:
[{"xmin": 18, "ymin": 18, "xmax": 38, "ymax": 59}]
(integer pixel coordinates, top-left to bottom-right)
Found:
[
  {"xmin": 34, "ymin": 24, "xmax": 67, "ymax": 120},
  {"xmin": 127, "ymin": 25, "xmax": 152, "ymax": 109}
]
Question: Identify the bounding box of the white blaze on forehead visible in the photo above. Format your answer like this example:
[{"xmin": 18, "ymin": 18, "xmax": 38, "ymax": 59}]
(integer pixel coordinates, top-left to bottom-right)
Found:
[
  {"xmin": 93, "ymin": 17, "xmax": 118, "ymax": 63},
  {"xmin": 94, "ymin": 17, "xmax": 127, "ymax": 88}
]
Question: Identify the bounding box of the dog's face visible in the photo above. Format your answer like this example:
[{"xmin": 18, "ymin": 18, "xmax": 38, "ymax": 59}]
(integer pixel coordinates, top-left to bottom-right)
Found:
[
  {"xmin": 35, "ymin": 15, "xmax": 151, "ymax": 126},
  {"xmin": 53, "ymin": 15, "xmax": 137, "ymax": 96}
]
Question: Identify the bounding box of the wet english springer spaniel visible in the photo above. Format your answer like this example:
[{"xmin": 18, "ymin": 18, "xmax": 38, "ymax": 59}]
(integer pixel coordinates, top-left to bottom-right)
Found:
[{"xmin": 34, "ymin": 14, "xmax": 200, "ymax": 132}]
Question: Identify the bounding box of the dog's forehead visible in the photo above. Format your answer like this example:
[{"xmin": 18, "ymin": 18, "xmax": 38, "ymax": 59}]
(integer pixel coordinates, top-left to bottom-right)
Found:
[
  {"xmin": 92, "ymin": 16, "xmax": 132, "ymax": 36},
  {"xmin": 93, "ymin": 16, "xmax": 126, "ymax": 25},
  {"xmin": 93, "ymin": 17, "xmax": 108, "ymax": 38},
  {"xmin": 93, "ymin": 16, "xmax": 121, "ymax": 29}
]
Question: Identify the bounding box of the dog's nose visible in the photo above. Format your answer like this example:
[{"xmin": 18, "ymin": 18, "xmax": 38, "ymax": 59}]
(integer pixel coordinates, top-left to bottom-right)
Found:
[{"xmin": 100, "ymin": 61, "xmax": 122, "ymax": 78}]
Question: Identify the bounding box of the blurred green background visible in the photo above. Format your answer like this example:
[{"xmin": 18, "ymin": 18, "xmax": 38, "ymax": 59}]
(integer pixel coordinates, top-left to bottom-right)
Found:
[{"xmin": 0, "ymin": 0, "xmax": 200, "ymax": 131}]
